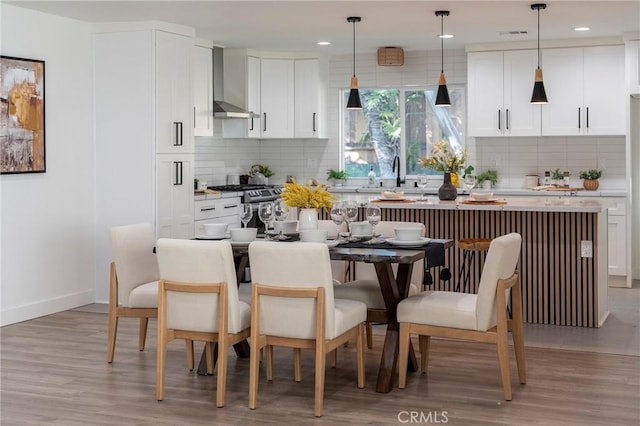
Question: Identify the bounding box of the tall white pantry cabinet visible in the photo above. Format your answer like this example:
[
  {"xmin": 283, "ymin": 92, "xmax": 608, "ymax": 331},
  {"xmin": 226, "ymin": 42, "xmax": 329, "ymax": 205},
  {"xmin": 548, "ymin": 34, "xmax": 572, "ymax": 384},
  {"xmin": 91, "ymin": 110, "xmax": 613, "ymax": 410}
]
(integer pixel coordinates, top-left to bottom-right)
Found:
[{"xmin": 94, "ymin": 26, "xmax": 194, "ymax": 243}]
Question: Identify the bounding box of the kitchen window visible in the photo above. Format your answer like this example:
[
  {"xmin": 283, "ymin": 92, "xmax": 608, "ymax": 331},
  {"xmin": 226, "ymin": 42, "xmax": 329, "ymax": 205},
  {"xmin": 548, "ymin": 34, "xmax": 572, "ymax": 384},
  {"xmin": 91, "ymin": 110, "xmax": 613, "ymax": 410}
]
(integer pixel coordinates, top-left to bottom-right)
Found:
[{"xmin": 341, "ymin": 86, "xmax": 465, "ymax": 179}]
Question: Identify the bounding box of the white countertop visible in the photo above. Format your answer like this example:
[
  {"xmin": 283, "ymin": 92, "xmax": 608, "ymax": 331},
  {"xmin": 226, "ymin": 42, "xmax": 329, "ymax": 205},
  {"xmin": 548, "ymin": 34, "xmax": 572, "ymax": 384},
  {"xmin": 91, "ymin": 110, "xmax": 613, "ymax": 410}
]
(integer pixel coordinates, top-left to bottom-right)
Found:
[{"xmin": 328, "ymin": 185, "xmax": 627, "ymax": 198}]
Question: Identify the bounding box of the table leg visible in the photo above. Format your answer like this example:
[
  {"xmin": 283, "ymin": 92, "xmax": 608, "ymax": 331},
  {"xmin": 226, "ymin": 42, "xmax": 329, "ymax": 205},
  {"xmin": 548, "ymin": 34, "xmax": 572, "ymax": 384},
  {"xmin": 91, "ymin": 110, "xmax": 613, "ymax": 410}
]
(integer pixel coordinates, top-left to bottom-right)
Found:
[
  {"xmin": 197, "ymin": 341, "xmax": 250, "ymax": 376},
  {"xmin": 373, "ymin": 263, "xmax": 418, "ymax": 393}
]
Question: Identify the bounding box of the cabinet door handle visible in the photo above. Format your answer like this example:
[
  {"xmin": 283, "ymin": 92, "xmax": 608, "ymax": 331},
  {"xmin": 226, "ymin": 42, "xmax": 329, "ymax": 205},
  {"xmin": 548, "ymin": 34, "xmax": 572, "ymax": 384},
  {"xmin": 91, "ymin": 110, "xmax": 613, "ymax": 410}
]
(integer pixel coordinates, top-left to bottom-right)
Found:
[
  {"xmin": 263, "ymin": 113, "xmax": 267, "ymax": 132},
  {"xmin": 250, "ymin": 117, "xmax": 254, "ymax": 131},
  {"xmin": 313, "ymin": 112, "xmax": 317, "ymax": 132},
  {"xmin": 498, "ymin": 109, "xmax": 501, "ymax": 131},
  {"xmin": 173, "ymin": 161, "xmax": 183, "ymax": 185},
  {"xmin": 224, "ymin": 204, "xmax": 239, "ymax": 209},
  {"xmin": 173, "ymin": 122, "xmax": 183, "ymax": 146},
  {"xmin": 586, "ymin": 107, "xmax": 589, "ymax": 129},
  {"xmin": 506, "ymin": 109, "xmax": 510, "ymax": 130},
  {"xmin": 200, "ymin": 207, "xmax": 216, "ymax": 212},
  {"xmin": 193, "ymin": 107, "xmax": 196, "ymax": 128},
  {"xmin": 578, "ymin": 108, "xmax": 581, "ymax": 129}
]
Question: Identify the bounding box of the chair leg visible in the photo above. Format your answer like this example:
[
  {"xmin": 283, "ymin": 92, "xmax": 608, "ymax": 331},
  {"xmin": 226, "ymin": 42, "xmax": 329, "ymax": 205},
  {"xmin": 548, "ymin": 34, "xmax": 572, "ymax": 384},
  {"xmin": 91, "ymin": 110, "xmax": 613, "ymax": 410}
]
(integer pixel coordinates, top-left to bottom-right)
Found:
[
  {"xmin": 293, "ymin": 348, "xmax": 302, "ymax": 382},
  {"xmin": 185, "ymin": 340, "xmax": 194, "ymax": 371},
  {"xmin": 106, "ymin": 313, "xmax": 118, "ymax": 363},
  {"xmin": 314, "ymin": 342, "xmax": 326, "ymax": 417},
  {"xmin": 398, "ymin": 322, "xmax": 410, "ymax": 389},
  {"xmin": 138, "ymin": 317, "xmax": 149, "ymax": 351},
  {"xmin": 216, "ymin": 338, "xmax": 228, "ymax": 408},
  {"xmin": 249, "ymin": 339, "xmax": 261, "ymax": 410},
  {"xmin": 511, "ymin": 287, "xmax": 527, "ymax": 384},
  {"xmin": 156, "ymin": 326, "xmax": 166, "ymax": 401},
  {"xmin": 329, "ymin": 349, "xmax": 337, "ymax": 368},
  {"xmin": 205, "ymin": 342, "xmax": 214, "ymax": 375},
  {"xmin": 266, "ymin": 345, "xmax": 274, "ymax": 381},
  {"xmin": 418, "ymin": 335, "xmax": 430, "ymax": 374},
  {"xmin": 366, "ymin": 321, "xmax": 373, "ymax": 349},
  {"xmin": 356, "ymin": 323, "xmax": 365, "ymax": 389},
  {"xmin": 496, "ymin": 326, "xmax": 513, "ymax": 401}
]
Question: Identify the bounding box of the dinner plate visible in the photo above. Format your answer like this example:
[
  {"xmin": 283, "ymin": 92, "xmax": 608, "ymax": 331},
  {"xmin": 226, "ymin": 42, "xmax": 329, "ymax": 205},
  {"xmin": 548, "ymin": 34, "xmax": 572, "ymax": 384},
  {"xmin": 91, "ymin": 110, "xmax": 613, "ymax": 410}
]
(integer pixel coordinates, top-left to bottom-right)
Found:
[
  {"xmin": 385, "ymin": 237, "xmax": 432, "ymax": 247},
  {"xmin": 195, "ymin": 234, "xmax": 230, "ymax": 240},
  {"xmin": 265, "ymin": 230, "xmax": 299, "ymax": 238}
]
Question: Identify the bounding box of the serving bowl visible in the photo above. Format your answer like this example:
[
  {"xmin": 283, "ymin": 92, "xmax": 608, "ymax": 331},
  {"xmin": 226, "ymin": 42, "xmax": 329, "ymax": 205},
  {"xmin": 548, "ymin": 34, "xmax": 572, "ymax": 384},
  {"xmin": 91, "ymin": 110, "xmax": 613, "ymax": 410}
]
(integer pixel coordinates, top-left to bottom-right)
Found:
[
  {"xmin": 382, "ymin": 191, "xmax": 405, "ymax": 200},
  {"xmin": 204, "ymin": 222, "xmax": 228, "ymax": 237},
  {"xmin": 394, "ymin": 227, "xmax": 422, "ymax": 241},
  {"xmin": 230, "ymin": 227, "xmax": 257, "ymax": 242},
  {"xmin": 470, "ymin": 192, "xmax": 494, "ymax": 201}
]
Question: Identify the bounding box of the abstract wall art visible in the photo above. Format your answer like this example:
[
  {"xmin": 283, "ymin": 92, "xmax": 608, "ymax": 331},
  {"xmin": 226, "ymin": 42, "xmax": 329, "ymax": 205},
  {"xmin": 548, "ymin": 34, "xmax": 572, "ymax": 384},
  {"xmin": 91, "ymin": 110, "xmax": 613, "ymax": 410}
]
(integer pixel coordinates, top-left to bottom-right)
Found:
[{"xmin": 1, "ymin": 55, "xmax": 46, "ymax": 174}]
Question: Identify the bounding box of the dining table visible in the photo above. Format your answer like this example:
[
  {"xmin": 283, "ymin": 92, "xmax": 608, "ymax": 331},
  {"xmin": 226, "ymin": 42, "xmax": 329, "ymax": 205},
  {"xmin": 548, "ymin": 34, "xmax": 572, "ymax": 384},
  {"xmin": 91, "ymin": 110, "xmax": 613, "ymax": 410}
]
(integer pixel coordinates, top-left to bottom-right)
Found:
[{"xmin": 196, "ymin": 235, "xmax": 453, "ymax": 393}]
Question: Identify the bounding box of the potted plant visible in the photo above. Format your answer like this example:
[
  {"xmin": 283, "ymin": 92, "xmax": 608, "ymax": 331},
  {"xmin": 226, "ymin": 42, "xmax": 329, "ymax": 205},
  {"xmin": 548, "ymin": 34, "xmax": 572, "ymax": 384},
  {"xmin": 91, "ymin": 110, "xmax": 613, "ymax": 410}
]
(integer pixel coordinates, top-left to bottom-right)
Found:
[
  {"xmin": 477, "ymin": 169, "xmax": 498, "ymax": 189},
  {"xmin": 551, "ymin": 168, "xmax": 564, "ymax": 186},
  {"xmin": 579, "ymin": 169, "xmax": 602, "ymax": 190},
  {"xmin": 327, "ymin": 169, "xmax": 348, "ymax": 186},
  {"xmin": 281, "ymin": 178, "xmax": 336, "ymax": 230}
]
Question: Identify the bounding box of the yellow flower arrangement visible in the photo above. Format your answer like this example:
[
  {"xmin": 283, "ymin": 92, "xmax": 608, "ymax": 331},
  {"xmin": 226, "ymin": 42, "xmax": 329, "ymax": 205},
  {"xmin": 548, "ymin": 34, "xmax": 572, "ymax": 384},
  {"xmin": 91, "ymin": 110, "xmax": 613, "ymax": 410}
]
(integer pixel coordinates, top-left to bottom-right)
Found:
[
  {"xmin": 420, "ymin": 141, "xmax": 468, "ymax": 173},
  {"xmin": 280, "ymin": 179, "xmax": 335, "ymax": 209}
]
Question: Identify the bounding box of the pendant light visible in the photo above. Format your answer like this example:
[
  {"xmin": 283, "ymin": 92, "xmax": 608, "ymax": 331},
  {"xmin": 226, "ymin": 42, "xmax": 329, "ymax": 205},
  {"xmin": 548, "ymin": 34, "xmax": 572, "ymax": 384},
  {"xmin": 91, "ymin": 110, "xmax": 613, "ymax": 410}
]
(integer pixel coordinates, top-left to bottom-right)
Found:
[
  {"xmin": 530, "ymin": 3, "xmax": 548, "ymax": 104},
  {"xmin": 435, "ymin": 10, "xmax": 451, "ymax": 107},
  {"xmin": 346, "ymin": 16, "xmax": 362, "ymax": 109}
]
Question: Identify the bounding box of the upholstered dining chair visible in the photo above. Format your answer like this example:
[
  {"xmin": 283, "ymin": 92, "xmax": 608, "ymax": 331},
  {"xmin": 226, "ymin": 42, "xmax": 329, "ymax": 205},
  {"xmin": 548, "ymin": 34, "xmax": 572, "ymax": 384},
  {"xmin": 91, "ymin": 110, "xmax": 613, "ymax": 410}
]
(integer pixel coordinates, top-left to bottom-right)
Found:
[
  {"xmin": 318, "ymin": 220, "xmax": 349, "ymax": 284},
  {"xmin": 333, "ymin": 221, "xmax": 426, "ymax": 348},
  {"xmin": 155, "ymin": 238, "xmax": 251, "ymax": 407},
  {"xmin": 248, "ymin": 241, "xmax": 366, "ymax": 417},
  {"xmin": 397, "ymin": 232, "xmax": 525, "ymax": 401},
  {"xmin": 107, "ymin": 223, "xmax": 159, "ymax": 363}
]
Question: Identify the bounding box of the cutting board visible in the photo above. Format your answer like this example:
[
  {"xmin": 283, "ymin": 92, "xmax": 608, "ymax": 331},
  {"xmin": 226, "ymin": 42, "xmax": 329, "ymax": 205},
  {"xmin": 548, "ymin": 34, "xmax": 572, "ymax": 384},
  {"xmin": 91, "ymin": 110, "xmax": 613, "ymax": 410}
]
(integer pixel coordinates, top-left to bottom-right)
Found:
[
  {"xmin": 372, "ymin": 199, "xmax": 416, "ymax": 203},
  {"xmin": 544, "ymin": 187, "xmax": 583, "ymax": 192},
  {"xmin": 460, "ymin": 199, "xmax": 507, "ymax": 205},
  {"xmin": 194, "ymin": 189, "xmax": 221, "ymax": 195}
]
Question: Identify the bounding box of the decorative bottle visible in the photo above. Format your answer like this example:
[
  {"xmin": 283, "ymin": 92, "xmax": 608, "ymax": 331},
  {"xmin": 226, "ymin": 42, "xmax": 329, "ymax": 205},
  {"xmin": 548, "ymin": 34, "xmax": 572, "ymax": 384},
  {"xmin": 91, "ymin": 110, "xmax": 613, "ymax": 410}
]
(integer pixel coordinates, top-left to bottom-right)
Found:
[
  {"xmin": 368, "ymin": 166, "xmax": 376, "ymax": 187},
  {"xmin": 438, "ymin": 172, "xmax": 458, "ymax": 201}
]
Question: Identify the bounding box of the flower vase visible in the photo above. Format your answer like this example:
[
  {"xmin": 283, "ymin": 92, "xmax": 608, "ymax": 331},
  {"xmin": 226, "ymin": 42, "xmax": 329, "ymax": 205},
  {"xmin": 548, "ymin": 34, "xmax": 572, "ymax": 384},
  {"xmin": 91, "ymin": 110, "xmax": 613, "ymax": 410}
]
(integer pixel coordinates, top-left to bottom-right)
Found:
[
  {"xmin": 438, "ymin": 172, "xmax": 458, "ymax": 201},
  {"xmin": 298, "ymin": 208, "xmax": 319, "ymax": 230}
]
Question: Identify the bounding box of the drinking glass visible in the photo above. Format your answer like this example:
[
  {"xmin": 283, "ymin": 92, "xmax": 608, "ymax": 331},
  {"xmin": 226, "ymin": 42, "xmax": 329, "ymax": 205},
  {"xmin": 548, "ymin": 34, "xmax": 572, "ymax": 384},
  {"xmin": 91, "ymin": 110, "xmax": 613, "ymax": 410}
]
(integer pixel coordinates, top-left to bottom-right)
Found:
[
  {"xmin": 239, "ymin": 203, "xmax": 253, "ymax": 228},
  {"xmin": 330, "ymin": 202, "xmax": 345, "ymax": 240},
  {"xmin": 273, "ymin": 199, "xmax": 289, "ymax": 240},
  {"xmin": 344, "ymin": 200, "xmax": 359, "ymax": 236},
  {"xmin": 365, "ymin": 204, "xmax": 382, "ymax": 244},
  {"xmin": 416, "ymin": 175, "xmax": 429, "ymax": 200},
  {"xmin": 463, "ymin": 175, "xmax": 477, "ymax": 192},
  {"xmin": 258, "ymin": 202, "xmax": 275, "ymax": 233}
]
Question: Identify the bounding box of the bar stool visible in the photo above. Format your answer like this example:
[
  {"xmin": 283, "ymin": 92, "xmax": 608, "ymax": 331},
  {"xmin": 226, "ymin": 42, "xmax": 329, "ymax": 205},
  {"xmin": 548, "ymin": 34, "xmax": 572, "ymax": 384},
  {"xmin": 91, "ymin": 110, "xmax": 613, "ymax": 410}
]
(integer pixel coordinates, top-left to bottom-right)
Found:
[{"xmin": 455, "ymin": 238, "xmax": 492, "ymax": 293}]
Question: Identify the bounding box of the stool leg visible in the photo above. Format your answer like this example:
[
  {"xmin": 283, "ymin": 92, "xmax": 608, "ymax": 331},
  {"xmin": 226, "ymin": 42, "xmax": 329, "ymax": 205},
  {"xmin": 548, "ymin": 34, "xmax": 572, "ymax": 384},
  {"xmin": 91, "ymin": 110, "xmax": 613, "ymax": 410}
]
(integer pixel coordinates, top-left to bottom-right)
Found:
[
  {"xmin": 456, "ymin": 250, "xmax": 471, "ymax": 292},
  {"xmin": 463, "ymin": 251, "xmax": 475, "ymax": 293}
]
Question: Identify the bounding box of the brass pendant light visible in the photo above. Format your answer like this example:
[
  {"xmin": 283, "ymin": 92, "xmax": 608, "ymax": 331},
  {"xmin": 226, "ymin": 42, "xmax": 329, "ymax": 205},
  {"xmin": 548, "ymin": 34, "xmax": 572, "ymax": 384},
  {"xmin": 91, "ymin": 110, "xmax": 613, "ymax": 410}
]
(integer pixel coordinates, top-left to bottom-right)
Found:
[
  {"xmin": 435, "ymin": 10, "xmax": 451, "ymax": 107},
  {"xmin": 530, "ymin": 3, "xmax": 548, "ymax": 104},
  {"xmin": 346, "ymin": 16, "xmax": 362, "ymax": 109}
]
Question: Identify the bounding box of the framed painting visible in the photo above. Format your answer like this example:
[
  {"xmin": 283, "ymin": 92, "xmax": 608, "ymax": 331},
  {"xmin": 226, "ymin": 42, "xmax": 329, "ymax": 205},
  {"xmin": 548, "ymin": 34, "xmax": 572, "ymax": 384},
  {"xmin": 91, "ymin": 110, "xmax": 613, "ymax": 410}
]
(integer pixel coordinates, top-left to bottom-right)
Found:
[{"xmin": 0, "ymin": 55, "xmax": 46, "ymax": 174}]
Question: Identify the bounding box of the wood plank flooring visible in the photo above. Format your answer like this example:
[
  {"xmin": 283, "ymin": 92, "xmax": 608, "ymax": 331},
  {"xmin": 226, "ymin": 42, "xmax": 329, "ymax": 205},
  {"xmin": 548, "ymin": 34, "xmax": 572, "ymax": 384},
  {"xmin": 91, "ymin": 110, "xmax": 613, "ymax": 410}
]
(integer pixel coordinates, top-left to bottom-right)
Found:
[{"xmin": 1, "ymin": 310, "xmax": 639, "ymax": 425}]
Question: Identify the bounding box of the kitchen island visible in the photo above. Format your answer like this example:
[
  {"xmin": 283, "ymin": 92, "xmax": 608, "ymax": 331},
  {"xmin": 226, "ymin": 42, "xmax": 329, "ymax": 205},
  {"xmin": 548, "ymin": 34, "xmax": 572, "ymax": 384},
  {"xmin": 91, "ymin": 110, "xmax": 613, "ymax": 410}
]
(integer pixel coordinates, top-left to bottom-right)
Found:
[{"xmin": 323, "ymin": 196, "xmax": 610, "ymax": 327}]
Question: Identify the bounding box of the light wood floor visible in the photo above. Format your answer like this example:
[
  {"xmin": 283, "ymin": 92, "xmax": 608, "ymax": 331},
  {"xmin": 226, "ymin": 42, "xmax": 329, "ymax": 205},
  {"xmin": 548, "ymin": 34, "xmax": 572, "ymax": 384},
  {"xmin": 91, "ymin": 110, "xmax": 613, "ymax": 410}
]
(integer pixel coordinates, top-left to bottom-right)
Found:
[{"xmin": 1, "ymin": 309, "xmax": 638, "ymax": 425}]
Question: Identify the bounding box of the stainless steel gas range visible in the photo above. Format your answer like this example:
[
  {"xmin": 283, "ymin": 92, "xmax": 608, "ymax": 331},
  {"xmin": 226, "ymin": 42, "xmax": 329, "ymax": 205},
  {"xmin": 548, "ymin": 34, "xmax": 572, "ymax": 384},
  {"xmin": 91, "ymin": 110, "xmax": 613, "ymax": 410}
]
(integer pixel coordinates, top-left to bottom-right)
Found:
[{"xmin": 207, "ymin": 184, "xmax": 283, "ymax": 232}]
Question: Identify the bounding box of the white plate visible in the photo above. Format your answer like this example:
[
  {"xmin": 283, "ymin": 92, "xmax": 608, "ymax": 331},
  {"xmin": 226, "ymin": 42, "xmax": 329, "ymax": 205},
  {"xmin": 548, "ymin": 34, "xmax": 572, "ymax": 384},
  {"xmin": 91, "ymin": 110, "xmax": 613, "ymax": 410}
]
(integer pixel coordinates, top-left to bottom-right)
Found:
[
  {"xmin": 325, "ymin": 240, "xmax": 340, "ymax": 248},
  {"xmin": 467, "ymin": 197, "xmax": 499, "ymax": 203},
  {"xmin": 386, "ymin": 237, "xmax": 432, "ymax": 246},
  {"xmin": 195, "ymin": 234, "xmax": 230, "ymax": 240}
]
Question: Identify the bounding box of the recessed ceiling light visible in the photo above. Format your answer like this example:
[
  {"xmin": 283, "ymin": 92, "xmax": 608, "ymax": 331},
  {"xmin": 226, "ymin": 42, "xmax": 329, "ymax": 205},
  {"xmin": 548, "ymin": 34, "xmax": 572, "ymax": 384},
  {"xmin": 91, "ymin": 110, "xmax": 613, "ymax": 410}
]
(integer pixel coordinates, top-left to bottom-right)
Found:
[
  {"xmin": 439, "ymin": 34, "xmax": 454, "ymax": 39},
  {"xmin": 574, "ymin": 27, "xmax": 590, "ymax": 32},
  {"xmin": 317, "ymin": 41, "xmax": 331, "ymax": 45}
]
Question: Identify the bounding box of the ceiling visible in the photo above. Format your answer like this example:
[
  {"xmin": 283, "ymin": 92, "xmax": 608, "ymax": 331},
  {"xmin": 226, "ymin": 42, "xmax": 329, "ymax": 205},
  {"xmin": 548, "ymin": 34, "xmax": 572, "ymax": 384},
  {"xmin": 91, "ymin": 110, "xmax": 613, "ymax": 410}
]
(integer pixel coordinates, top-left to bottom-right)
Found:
[{"xmin": 5, "ymin": 1, "xmax": 640, "ymax": 54}]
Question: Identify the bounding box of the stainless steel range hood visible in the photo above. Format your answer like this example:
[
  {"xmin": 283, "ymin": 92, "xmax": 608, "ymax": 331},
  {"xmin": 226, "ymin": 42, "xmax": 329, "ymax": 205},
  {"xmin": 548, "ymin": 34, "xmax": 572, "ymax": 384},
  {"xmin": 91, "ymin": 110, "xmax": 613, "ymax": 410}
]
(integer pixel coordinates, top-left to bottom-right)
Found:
[{"xmin": 212, "ymin": 46, "xmax": 255, "ymax": 119}]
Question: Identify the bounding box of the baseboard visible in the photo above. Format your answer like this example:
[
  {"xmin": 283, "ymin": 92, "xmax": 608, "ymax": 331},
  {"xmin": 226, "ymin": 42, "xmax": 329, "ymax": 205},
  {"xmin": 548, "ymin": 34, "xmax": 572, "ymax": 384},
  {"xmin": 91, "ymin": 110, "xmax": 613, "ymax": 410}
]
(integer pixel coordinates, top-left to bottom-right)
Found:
[
  {"xmin": 0, "ymin": 290, "xmax": 94, "ymax": 326},
  {"xmin": 608, "ymin": 275, "xmax": 628, "ymax": 288}
]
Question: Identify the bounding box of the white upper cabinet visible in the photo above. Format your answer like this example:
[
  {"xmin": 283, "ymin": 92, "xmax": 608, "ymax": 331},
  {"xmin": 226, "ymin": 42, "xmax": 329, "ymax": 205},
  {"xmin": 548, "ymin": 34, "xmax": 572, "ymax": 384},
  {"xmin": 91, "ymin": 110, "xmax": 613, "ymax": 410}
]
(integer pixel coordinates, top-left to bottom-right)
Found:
[
  {"xmin": 260, "ymin": 58, "xmax": 294, "ymax": 138},
  {"xmin": 155, "ymin": 31, "xmax": 194, "ymax": 153},
  {"xmin": 294, "ymin": 58, "xmax": 327, "ymax": 138},
  {"xmin": 468, "ymin": 50, "xmax": 541, "ymax": 137},
  {"xmin": 192, "ymin": 44, "xmax": 213, "ymax": 137},
  {"xmin": 626, "ymin": 40, "xmax": 640, "ymax": 94},
  {"xmin": 246, "ymin": 56, "xmax": 262, "ymax": 138},
  {"xmin": 541, "ymin": 45, "xmax": 625, "ymax": 136}
]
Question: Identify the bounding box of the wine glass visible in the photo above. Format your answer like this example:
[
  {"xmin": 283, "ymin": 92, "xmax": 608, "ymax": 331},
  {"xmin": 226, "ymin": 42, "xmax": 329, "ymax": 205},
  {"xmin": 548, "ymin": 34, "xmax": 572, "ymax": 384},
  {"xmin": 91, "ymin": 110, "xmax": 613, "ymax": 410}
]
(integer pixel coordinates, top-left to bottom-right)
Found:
[
  {"xmin": 330, "ymin": 202, "xmax": 345, "ymax": 240},
  {"xmin": 273, "ymin": 199, "xmax": 289, "ymax": 240},
  {"xmin": 239, "ymin": 203, "xmax": 253, "ymax": 228},
  {"xmin": 463, "ymin": 174, "xmax": 477, "ymax": 192},
  {"xmin": 343, "ymin": 200, "xmax": 359, "ymax": 237},
  {"xmin": 365, "ymin": 204, "xmax": 382, "ymax": 244},
  {"xmin": 416, "ymin": 175, "xmax": 429, "ymax": 200},
  {"xmin": 258, "ymin": 202, "xmax": 275, "ymax": 234}
]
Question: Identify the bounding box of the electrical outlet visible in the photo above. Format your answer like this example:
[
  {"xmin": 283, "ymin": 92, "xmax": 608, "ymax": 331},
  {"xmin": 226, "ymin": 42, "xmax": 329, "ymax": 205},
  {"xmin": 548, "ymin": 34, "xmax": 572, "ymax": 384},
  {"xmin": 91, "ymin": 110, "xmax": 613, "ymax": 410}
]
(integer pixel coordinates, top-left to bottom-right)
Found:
[{"xmin": 581, "ymin": 240, "xmax": 593, "ymax": 258}]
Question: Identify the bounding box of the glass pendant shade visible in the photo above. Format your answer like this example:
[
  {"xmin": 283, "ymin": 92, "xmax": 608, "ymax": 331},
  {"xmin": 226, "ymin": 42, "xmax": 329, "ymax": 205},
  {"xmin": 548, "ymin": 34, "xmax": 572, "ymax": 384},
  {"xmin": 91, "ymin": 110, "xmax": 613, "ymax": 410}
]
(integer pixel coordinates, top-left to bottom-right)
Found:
[
  {"xmin": 435, "ymin": 71, "xmax": 451, "ymax": 106},
  {"xmin": 531, "ymin": 67, "xmax": 548, "ymax": 104},
  {"xmin": 347, "ymin": 76, "xmax": 362, "ymax": 109}
]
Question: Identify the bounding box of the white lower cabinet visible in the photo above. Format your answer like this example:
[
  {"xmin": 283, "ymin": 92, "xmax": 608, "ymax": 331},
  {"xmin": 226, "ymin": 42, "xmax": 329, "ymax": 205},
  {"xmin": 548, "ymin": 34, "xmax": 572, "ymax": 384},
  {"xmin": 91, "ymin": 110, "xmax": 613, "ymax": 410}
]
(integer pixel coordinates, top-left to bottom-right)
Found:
[
  {"xmin": 607, "ymin": 199, "xmax": 627, "ymax": 277},
  {"xmin": 194, "ymin": 197, "xmax": 242, "ymax": 236},
  {"xmin": 157, "ymin": 154, "xmax": 194, "ymax": 239}
]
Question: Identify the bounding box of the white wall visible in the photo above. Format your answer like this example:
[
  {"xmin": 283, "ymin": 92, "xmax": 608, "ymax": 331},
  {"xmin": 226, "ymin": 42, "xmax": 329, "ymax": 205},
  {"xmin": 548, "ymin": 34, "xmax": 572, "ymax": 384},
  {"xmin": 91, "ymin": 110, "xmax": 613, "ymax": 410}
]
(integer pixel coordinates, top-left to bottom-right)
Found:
[{"xmin": 0, "ymin": 5, "xmax": 95, "ymax": 325}]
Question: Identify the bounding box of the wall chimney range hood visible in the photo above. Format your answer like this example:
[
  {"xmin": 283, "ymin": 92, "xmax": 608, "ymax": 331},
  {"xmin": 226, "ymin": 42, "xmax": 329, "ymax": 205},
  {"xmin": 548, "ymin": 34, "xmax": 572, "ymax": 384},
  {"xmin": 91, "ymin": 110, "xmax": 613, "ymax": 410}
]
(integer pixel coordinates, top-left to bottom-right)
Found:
[{"xmin": 212, "ymin": 46, "xmax": 255, "ymax": 119}]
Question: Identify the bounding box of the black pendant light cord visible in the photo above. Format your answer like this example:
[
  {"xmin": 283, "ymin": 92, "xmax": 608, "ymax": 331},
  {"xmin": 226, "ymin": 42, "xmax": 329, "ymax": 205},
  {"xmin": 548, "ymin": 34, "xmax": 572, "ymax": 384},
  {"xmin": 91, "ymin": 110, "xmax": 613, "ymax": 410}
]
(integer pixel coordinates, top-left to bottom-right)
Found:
[
  {"xmin": 352, "ymin": 20, "xmax": 356, "ymax": 77},
  {"xmin": 537, "ymin": 7, "xmax": 541, "ymax": 69},
  {"xmin": 440, "ymin": 13, "xmax": 444, "ymax": 73}
]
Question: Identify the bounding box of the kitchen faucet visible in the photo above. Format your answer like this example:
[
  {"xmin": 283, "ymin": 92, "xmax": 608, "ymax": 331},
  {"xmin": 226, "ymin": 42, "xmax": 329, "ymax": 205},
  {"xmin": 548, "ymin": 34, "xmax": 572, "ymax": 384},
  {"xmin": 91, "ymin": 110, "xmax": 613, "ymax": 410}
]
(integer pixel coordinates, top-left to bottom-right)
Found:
[{"xmin": 392, "ymin": 155, "xmax": 405, "ymax": 187}]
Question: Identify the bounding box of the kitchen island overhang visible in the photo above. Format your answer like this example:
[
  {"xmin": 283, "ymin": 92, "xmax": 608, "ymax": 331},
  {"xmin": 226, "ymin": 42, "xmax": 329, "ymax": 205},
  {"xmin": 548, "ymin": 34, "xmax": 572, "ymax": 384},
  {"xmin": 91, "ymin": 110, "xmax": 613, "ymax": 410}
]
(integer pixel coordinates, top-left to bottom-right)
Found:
[{"xmin": 325, "ymin": 197, "xmax": 610, "ymax": 327}]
